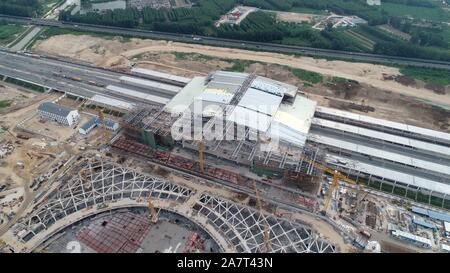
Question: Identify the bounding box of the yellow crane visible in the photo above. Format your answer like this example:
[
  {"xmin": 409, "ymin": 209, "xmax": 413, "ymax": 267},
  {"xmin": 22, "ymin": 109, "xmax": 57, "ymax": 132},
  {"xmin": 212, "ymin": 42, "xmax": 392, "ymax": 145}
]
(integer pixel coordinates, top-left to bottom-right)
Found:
[
  {"xmin": 295, "ymin": 154, "xmax": 358, "ymax": 215},
  {"xmin": 148, "ymin": 197, "xmax": 158, "ymax": 223},
  {"xmin": 253, "ymin": 181, "xmax": 271, "ymax": 252}
]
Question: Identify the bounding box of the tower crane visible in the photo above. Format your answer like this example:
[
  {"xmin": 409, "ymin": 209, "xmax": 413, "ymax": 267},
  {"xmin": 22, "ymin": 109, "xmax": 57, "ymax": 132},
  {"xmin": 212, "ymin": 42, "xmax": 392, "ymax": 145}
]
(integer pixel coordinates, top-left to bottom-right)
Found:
[
  {"xmin": 295, "ymin": 154, "xmax": 358, "ymax": 215},
  {"xmin": 253, "ymin": 181, "xmax": 271, "ymax": 252}
]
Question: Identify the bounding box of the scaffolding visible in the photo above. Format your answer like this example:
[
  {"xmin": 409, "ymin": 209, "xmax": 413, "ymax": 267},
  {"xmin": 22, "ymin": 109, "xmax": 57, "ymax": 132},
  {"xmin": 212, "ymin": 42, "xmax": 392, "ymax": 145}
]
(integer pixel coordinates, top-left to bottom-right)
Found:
[
  {"xmin": 193, "ymin": 193, "xmax": 336, "ymax": 253},
  {"xmin": 15, "ymin": 158, "xmax": 193, "ymax": 242}
]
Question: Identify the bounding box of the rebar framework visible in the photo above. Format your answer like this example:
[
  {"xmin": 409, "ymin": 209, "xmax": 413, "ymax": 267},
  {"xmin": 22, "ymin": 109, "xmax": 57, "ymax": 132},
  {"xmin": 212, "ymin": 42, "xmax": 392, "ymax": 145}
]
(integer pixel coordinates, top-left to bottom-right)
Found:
[{"xmin": 16, "ymin": 159, "xmax": 193, "ymax": 242}]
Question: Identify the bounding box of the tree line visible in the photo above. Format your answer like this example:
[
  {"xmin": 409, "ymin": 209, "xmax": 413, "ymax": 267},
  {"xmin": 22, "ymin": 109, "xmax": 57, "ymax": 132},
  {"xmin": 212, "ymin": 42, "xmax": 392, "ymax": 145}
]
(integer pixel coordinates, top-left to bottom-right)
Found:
[
  {"xmin": 0, "ymin": 0, "xmax": 40, "ymax": 17},
  {"xmin": 56, "ymin": 0, "xmax": 450, "ymax": 62}
]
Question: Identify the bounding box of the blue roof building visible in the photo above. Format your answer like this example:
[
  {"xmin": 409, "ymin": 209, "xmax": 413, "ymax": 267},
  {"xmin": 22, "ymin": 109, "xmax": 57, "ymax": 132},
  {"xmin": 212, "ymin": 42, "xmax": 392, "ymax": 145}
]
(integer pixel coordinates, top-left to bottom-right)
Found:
[
  {"xmin": 79, "ymin": 116, "xmax": 119, "ymax": 135},
  {"xmin": 412, "ymin": 218, "xmax": 436, "ymax": 231},
  {"xmin": 412, "ymin": 206, "xmax": 450, "ymax": 222}
]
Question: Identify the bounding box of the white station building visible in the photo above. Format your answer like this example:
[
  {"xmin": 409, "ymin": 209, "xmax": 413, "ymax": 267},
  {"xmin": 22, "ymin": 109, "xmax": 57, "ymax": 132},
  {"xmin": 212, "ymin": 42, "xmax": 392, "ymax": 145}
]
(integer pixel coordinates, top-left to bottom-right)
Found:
[{"xmin": 37, "ymin": 102, "xmax": 80, "ymax": 126}]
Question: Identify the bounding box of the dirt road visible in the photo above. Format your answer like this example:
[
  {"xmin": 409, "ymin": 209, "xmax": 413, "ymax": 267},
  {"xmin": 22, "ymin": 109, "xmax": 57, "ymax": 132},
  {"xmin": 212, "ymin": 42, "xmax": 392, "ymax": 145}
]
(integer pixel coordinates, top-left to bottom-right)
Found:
[{"xmin": 34, "ymin": 34, "xmax": 450, "ymax": 107}]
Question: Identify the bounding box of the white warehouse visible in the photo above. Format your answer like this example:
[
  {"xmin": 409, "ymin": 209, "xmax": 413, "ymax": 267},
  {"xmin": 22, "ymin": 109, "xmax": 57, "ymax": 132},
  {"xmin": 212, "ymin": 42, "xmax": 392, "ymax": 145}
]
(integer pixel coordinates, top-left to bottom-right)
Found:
[{"xmin": 37, "ymin": 102, "xmax": 80, "ymax": 126}]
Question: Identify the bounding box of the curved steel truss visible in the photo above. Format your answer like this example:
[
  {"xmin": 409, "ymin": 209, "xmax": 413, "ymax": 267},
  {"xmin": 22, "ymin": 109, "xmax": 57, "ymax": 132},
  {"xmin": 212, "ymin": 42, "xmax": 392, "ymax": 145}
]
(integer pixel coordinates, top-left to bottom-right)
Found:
[
  {"xmin": 13, "ymin": 158, "xmax": 337, "ymax": 253},
  {"xmin": 193, "ymin": 193, "xmax": 336, "ymax": 253},
  {"xmin": 16, "ymin": 159, "xmax": 193, "ymax": 242}
]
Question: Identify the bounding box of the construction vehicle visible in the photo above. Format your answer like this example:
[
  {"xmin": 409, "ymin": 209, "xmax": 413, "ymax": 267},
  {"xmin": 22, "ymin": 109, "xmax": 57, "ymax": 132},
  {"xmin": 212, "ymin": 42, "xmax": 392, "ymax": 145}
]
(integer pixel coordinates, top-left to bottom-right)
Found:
[
  {"xmin": 253, "ymin": 181, "xmax": 271, "ymax": 252},
  {"xmin": 70, "ymin": 76, "xmax": 82, "ymax": 82},
  {"xmin": 148, "ymin": 197, "xmax": 158, "ymax": 223}
]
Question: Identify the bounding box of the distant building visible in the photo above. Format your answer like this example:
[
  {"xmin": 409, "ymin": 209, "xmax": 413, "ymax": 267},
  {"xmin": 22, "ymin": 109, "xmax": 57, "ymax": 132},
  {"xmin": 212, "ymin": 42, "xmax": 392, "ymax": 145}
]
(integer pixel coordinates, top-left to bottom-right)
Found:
[
  {"xmin": 79, "ymin": 116, "xmax": 119, "ymax": 135},
  {"xmin": 444, "ymin": 221, "xmax": 450, "ymax": 237},
  {"xmin": 412, "ymin": 217, "xmax": 437, "ymax": 231},
  {"xmin": 367, "ymin": 0, "xmax": 381, "ymax": 5},
  {"xmin": 391, "ymin": 229, "xmax": 432, "ymax": 249},
  {"xmin": 442, "ymin": 244, "xmax": 450, "ymax": 253},
  {"xmin": 37, "ymin": 102, "xmax": 79, "ymax": 126}
]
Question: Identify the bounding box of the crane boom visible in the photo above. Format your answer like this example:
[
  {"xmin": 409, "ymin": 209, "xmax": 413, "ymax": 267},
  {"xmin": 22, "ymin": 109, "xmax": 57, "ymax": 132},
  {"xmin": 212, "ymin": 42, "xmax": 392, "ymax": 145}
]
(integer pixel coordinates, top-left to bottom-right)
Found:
[{"xmin": 295, "ymin": 154, "xmax": 358, "ymax": 215}]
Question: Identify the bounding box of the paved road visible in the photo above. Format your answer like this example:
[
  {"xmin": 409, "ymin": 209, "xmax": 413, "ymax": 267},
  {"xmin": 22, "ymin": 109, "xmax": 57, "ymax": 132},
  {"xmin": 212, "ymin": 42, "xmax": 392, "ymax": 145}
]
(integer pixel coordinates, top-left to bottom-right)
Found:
[
  {"xmin": 10, "ymin": 26, "xmax": 42, "ymax": 51},
  {"xmin": 1, "ymin": 14, "xmax": 450, "ymax": 70},
  {"xmin": 0, "ymin": 49, "xmax": 174, "ymax": 107},
  {"xmin": 43, "ymin": 0, "xmax": 79, "ymax": 20}
]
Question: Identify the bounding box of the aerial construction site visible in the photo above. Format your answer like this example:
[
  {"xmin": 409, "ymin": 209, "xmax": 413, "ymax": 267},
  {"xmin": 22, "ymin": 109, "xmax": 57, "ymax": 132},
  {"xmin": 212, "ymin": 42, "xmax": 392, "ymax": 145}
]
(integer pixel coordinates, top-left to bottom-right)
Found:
[
  {"xmin": 1, "ymin": 55, "xmax": 450, "ymax": 253},
  {"xmin": 1, "ymin": 23, "xmax": 450, "ymax": 254}
]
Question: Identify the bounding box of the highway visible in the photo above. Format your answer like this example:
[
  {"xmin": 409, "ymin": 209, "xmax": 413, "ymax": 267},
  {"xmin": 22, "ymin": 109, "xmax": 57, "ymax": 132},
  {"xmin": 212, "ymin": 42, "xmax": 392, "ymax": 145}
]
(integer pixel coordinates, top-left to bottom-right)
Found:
[
  {"xmin": 1, "ymin": 14, "xmax": 450, "ymax": 70},
  {"xmin": 0, "ymin": 49, "xmax": 175, "ymax": 107}
]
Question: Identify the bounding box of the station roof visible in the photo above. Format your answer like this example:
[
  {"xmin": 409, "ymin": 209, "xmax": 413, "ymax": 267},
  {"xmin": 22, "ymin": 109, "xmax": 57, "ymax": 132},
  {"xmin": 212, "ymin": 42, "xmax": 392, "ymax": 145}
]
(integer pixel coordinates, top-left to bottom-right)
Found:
[
  {"xmin": 269, "ymin": 95, "xmax": 316, "ymax": 147},
  {"xmin": 412, "ymin": 206, "xmax": 450, "ymax": 222},
  {"xmin": 90, "ymin": 95, "xmax": 135, "ymax": 111},
  {"xmin": 312, "ymin": 117, "xmax": 450, "ymax": 159},
  {"xmin": 120, "ymin": 76, "xmax": 182, "ymax": 94},
  {"xmin": 164, "ymin": 77, "xmax": 206, "ymax": 114},
  {"xmin": 106, "ymin": 85, "xmax": 171, "ymax": 105},
  {"xmin": 310, "ymin": 133, "xmax": 450, "ymax": 177},
  {"xmin": 227, "ymin": 106, "xmax": 273, "ymax": 132},
  {"xmin": 315, "ymin": 106, "xmax": 450, "ymax": 144},
  {"xmin": 325, "ymin": 154, "xmax": 450, "ymax": 196},
  {"xmin": 237, "ymin": 87, "xmax": 283, "ymax": 117},
  {"xmin": 165, "ymin": 71, "xmax": 306, "ymax": 139},
  {"xmin": 131, "ymin": 67, "xmax": 191, "ymax": 84},
  {"xmin": 252, "ymin": 76, "xmax": 298, "ymax": 98}
]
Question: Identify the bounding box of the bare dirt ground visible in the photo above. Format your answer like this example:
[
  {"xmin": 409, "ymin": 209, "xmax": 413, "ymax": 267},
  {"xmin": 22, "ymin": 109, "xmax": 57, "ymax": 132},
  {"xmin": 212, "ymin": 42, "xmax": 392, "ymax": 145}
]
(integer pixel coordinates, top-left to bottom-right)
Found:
[
  {"xmin": 0, "ymin": 89, "xmax": 102, "ymax": 236},
  {"xmin": 0, "ymin": 83, "xmax": 37, "ymax": 115},
  {"xmin": 32, "ymin": 34, "xmax": 450, "ymax": 131},
  {"xmin": 273, "ymin": 11, "xmax": 316, "ymax": 23}
]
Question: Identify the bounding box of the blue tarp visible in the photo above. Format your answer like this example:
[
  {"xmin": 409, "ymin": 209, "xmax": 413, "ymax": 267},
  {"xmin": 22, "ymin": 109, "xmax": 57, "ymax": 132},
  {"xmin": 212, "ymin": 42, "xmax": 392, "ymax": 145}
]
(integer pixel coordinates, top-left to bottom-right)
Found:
[
  {"xmin": 412, "ymin": 206, "xmax": 450, "ymax": 222},
  {"xmin": 412, "ymin": 218, "xmax": 436, "ymax": 230},
  {"xmin": 428, "ymin": 211, "xmax": 450, "ymax": 222},
  {"xmin": 412, "ymin": 206, "xmax": 428, "ymax": 216}
]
